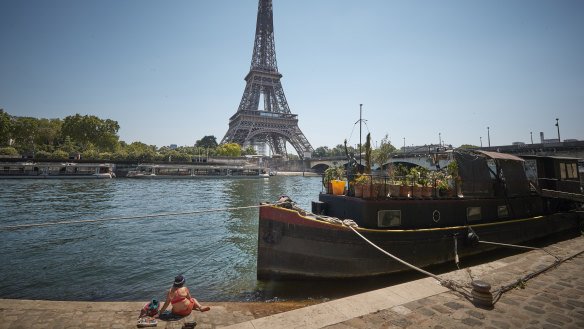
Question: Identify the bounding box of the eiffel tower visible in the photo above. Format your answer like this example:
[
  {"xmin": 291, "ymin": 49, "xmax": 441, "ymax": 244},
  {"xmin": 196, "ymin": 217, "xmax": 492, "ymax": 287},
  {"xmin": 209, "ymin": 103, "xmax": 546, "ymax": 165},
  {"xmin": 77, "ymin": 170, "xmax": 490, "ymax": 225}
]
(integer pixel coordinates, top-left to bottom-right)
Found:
[{"xmin": 220, "ymin": 0, "xmax": 313, "ymax": 158}]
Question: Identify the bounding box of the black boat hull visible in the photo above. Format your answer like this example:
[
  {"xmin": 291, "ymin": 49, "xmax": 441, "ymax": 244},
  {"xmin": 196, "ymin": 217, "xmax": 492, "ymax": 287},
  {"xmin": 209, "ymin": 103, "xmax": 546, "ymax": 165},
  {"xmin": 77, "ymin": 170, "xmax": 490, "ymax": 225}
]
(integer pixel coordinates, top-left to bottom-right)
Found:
[{"xmin": 257, "ymin": 203, "xmax": 582, "ymax": 280}]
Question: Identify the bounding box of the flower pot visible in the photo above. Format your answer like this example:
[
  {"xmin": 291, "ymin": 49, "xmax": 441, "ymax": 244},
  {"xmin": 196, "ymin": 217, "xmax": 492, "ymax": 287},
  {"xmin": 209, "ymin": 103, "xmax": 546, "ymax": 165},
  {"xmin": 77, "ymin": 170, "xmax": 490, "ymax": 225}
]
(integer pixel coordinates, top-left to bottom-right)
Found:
[
  {"xmin": 371, "ymin": 183, "xmax": 381, "ymax": 199},
  {"xmin": 354, "ymin": 183, "xmax": 363, "ymax": 198},
  {"xmin": 331, "ymin": 180, "xmax": 346, "ymax": 195},
  {"xmin": 412, "ymin": 185, "xmax": 422, "ymax": 198},
  {"xmin": 399, "ymin": 185, "xmax": 410, "ymax": 197},
  {"xmin": 388, "ymin": 184, "xmax": 400, "ymax": 197},
  {"xmin": 362, "ymin": 184, "xmax": 371, "ymax": 198},
  {"xmin": 421, "ymin": 186, "xmax": 433, "ymax": 198},
  {"xmin": 325, "ymin": 182, "xmax": 333, "ymax": 194}
]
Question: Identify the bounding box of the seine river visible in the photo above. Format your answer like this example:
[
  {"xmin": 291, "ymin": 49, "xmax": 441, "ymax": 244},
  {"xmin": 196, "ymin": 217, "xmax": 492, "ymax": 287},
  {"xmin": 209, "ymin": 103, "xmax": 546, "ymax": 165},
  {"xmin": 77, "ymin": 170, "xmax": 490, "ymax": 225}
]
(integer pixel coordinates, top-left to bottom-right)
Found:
[{"xmin": 0, "ymin": 176, "xmax": 338, "ymax": 302}]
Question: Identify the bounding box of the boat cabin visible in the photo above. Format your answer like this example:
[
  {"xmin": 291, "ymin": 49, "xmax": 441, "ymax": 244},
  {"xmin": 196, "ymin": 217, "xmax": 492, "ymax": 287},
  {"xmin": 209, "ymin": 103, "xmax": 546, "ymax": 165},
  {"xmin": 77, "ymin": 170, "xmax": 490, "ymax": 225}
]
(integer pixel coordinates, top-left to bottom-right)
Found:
[{"xmin": 521, "ymin": 155, "xmax": 582, "ymax": 194}]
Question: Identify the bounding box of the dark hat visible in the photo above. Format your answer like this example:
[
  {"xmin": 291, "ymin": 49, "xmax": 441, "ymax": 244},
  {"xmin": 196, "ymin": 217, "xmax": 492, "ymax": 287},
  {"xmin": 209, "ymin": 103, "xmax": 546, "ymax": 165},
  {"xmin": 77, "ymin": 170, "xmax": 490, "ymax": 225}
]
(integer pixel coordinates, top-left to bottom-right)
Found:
[
  {"xmin": 173, "ymin": 275, "xmax": 185, "ymax": 287},
  {"xmin": 149, "ymin": 299, "xmax": 159, "ymax": 310}
]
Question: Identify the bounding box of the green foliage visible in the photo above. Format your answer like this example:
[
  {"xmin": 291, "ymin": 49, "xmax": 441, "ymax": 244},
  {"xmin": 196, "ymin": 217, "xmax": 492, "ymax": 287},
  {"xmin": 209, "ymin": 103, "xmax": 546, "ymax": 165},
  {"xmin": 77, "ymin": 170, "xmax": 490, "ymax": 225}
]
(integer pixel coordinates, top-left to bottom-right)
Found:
[
  {"xmin": 216, "ymin": 143, "xmax": 241, "ymax": 157},
  {"xmin": 372, "ymin": 134, "xmax": 396, "ymax": 169},
  {"xmin": 354, "ymin": 173, "xmax": 371, "ymax": 184},
  {"xmin": 242, "ymin": 145, "xmax": 257, "ymax": 156},
  {"xmin": 447, "ymin": 160, "xmax": 459, "ymax": 177},
  {"xmin": 395, "ymin": 163, "xmax": 409, "ymax": 177},
  {"xmin": 0, "ymin": 146, "xmax": 19, "ymax": 156},
  {"xmin": 61, "ymin": 114, "xmax": 119, "ymax": 152},
  {"xmin": 364, "ymin": 133, "xmax": 372, "ymax": 174},
  {"xmin": 195, "ymin": 135, "xmax": 218, "ymax": 149},
  {"xmin": 34, "ymin": 150, "xmax": 52, "ymax": 159},
  {"xmin": 0, "ymin": 109, "xmax": 12, "ymax": 146},
  {"xmin": 459, "ymin": 144, "xmax": 478, "ymax": 149},
  {"xmin": 49, "ymin": 150, "xmax": 69, "ymax": 159},
  {"xmin": 323, "ymin": 165, "xmax": 346, "ymax": 183}
]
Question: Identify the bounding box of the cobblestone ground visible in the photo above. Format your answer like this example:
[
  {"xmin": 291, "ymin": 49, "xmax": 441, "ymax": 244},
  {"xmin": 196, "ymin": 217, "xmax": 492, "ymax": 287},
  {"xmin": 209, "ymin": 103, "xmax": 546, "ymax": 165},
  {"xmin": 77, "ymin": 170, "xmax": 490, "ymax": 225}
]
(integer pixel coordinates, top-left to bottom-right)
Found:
[{"xmin": 325, "ymin": 236, "xmax": 584, "ymax": 329}]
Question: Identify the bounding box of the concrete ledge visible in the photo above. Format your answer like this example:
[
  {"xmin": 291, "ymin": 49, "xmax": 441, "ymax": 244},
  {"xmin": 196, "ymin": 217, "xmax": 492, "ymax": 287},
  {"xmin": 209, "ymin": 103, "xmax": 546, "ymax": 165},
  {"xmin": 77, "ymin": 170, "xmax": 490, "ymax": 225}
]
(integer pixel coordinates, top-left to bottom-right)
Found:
[{"xmin": 222, "ymin": 277, "xmax": 449, "ymax": 329}]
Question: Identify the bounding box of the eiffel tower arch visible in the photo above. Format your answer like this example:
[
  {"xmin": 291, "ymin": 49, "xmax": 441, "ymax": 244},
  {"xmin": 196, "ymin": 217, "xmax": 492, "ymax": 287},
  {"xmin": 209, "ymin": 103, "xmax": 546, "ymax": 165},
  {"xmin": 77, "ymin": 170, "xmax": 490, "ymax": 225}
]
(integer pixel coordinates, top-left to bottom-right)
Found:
[{"xmin": 220, "ymin": 0, "xmax": 313, "ymax": 159}]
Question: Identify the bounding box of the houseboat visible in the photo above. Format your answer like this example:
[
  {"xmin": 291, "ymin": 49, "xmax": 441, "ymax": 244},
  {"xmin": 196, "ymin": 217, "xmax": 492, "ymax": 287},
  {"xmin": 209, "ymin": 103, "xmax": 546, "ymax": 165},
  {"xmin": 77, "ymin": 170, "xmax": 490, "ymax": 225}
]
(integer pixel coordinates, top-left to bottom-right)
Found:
[
  {"xmin": 126, "ymin": 164, "xmax": 270, "ymax": 179},
  {"xmin": 257, "ymin": 150, "xmax": 584, "ymax": 280},
  {"xmin": 0, "ymin": 161, "xmax": 115, "ymax": 179}
]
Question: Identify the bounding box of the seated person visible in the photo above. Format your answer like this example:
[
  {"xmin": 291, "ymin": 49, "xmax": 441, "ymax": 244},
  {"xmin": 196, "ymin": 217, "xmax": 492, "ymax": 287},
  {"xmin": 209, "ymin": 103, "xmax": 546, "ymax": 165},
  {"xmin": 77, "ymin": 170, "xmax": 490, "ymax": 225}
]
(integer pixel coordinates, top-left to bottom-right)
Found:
[{"xmin": 157, "ymin": 275, "xmax": 210, "ymax": 316}]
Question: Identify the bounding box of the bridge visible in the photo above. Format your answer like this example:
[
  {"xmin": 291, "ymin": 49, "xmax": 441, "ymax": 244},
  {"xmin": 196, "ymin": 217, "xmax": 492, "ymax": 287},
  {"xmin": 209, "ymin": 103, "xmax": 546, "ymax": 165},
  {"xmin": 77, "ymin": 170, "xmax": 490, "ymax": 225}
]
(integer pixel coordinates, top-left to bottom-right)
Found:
[{"xmin": 269, "ymin": 140, "xmax": 584, "ymax": 173}]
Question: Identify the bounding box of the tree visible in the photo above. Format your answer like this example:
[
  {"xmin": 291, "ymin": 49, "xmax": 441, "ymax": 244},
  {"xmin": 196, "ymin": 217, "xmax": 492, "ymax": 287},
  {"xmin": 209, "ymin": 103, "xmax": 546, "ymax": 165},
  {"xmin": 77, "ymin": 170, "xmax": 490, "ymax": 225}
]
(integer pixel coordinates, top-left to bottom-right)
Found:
[
  {"xmin": 61, "ymin": 114, "xmax": 120, "ymax": 152},
  {"xmin": 0, "ymin": 109, "xmax": 11, "ymax": 146},
  {"xmin": 35, "ymin": 118, "xmax": 62, "ymax": 152},
  {"xmin": 372, "ymin": 134, "xmax": 396, "ymax": 170},
  {"xmin": 125, "ymin": 142, "xmax": 157, "ymax": 162},
  {"xmin": 0, "ymin": 146, "xmax": 19, "ymax": 156},
  {"xmin": 459, "ymin": 144, "xmax": 478, "ymax": 149},
  {"xmin": 216, "ymin": 143, "xmax": 241, "ymax": 157},
  {"xmin": 10, "ymin": 117, "xmax": 39, "ymax": 154},
  {"xmin": 364, "ymin": 133, "xmax": 372, "ymax": 174},
  {"xmin": 312, "ymin": 146, "xmax": 329, "ymax": 158},
  {"xmin": 196, "ymin": 135, "xmax": 218, "ymax": 149},
  {"xmin": 241, "ymin": 145, "xmax": 257, "ymax": 156}
]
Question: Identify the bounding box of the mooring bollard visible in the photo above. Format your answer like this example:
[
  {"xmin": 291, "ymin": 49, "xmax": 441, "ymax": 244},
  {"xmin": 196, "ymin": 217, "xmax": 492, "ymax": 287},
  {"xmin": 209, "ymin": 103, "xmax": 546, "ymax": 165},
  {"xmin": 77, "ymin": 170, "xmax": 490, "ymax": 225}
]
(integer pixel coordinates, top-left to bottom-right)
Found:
[{"xmin": 471, "ymin": 280, "xmax": 493, "ymax": 307}]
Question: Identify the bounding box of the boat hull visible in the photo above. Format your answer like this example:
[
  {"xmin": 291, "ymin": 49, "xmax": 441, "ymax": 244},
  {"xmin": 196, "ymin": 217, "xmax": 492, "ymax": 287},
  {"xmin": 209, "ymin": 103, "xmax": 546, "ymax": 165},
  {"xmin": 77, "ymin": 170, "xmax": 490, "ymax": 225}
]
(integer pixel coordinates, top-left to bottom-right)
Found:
[{"xmin": 257, "ymin": 205, "xmax": 583, "ymax": 280}]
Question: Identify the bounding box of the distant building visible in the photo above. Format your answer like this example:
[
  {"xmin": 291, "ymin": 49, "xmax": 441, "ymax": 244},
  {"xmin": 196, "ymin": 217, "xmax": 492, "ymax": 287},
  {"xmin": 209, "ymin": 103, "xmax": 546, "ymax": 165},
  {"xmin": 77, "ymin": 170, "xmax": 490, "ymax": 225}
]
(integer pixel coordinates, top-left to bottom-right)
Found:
[
  {"xmin": 540, "ymin": 132, "xmax": 560, "ymax": 144},
  {"xmin": 170, "ymin": 144, "xmax": 177, "ymax": 150},
  {"xmin": 401, "ymin": 144, "xmax": 453, "ymax": 154}
]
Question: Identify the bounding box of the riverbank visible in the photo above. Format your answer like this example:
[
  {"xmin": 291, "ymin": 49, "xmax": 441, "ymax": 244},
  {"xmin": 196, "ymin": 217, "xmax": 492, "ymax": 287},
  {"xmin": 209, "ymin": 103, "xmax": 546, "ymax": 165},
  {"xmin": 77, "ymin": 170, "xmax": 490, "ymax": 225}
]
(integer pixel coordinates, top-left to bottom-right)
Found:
[
  {"xmin": 272, "ymin": 171, "xmax": 320, "ymax": 177},
  {"xmin": 2, "ymin": 235, "xmax": 582, "ymax": 328}
]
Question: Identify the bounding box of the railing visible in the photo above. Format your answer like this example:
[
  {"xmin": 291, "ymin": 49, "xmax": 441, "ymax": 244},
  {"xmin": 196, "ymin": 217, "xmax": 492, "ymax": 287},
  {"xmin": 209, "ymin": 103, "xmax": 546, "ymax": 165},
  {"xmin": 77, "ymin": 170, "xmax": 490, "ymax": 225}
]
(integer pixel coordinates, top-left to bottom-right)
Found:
[{"xmin": 324, "ymin": 174, "xmax": 457, "ymax": 199}]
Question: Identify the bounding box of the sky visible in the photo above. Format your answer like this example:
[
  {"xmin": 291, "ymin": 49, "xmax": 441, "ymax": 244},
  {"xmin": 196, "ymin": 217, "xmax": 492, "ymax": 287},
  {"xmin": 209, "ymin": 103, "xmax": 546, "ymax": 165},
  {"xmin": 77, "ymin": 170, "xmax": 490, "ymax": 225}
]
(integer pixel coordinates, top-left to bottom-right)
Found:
[{"xmin": 1, "ymin": 0, "xmax": 583, "ymax": 152}]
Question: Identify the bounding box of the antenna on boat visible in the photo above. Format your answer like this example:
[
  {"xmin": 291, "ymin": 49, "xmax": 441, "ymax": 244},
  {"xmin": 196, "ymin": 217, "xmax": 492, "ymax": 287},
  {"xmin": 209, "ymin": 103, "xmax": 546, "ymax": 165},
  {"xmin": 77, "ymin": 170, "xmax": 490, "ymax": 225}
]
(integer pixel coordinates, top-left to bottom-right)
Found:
[{"xmin": 356, "ymin": 104, "xmax": 363, "ymax": 171}]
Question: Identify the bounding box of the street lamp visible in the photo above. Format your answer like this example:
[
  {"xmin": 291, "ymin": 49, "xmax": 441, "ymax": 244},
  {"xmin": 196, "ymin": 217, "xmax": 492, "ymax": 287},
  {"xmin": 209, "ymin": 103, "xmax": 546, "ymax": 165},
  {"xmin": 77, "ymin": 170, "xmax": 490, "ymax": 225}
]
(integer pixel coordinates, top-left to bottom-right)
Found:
[
  {"xmin": 439, "ymin": 132, "xmax": 442, "ymax": 146},
  {"xmin": 403, "ymin": 137, "xmax": 406, "ymax": 151},
  {"xmin": 487, "ymin": 127, "xmax": 491, "ymax": 147},
  {"xmin": 530, "ymin": 132, "xmax": 533, "ymax": 144},
  {"xmin": 480, "ymin": 136, "xmax": 482, "ymax": 148},
  {"xmin": 555, "ymin": 118, "xmax": 560, "ymax": 142}
]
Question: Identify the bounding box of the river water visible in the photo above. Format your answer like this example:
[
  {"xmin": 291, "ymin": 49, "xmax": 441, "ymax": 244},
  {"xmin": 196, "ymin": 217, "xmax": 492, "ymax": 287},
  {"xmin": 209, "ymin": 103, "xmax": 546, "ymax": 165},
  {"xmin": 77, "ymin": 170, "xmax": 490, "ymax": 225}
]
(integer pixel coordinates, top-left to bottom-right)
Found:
[{"xmin": 1, "ymin": 176, "xmax": 339, "ymax": 302}]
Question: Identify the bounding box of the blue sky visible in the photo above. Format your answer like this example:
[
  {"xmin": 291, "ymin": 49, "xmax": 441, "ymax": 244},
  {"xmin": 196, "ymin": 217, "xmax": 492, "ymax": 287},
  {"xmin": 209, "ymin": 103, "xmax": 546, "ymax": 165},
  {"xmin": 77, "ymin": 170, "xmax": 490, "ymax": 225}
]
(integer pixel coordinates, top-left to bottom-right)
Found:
[{"xmin": 1, "ymin": 0, "xmax": 583, "ymax": 151}]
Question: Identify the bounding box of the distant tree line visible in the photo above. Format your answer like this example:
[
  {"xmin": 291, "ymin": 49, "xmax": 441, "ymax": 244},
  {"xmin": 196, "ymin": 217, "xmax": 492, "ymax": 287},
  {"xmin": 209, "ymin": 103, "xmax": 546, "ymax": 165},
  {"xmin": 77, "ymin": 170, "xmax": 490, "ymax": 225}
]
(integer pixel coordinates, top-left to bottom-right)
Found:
[
  {"xmin": 0, "ymin": 109, "xmax": 403, "ymax": 163},
  {"xmin": 0, "ymin": 109, "xmax": 256, "ymax": 161}
]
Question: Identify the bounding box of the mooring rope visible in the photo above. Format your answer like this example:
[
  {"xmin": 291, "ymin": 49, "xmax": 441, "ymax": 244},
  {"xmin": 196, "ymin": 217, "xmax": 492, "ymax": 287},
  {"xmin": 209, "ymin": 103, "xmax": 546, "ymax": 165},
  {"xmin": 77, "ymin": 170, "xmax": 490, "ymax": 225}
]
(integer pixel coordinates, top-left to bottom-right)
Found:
[
  {"xmin": 491, "ymin": 249, "xmax": 584, "ymax": 304},
  {"xmin": 346, "ymin": 225, "xmax": 464, "ymax": 291},
  {"xmin": 0, "ymin": 203, "xmax": 278, "ymax": 230},
  {"xmin": 478, "ymin": 240, "xmax": 561, "ymax": 261}
]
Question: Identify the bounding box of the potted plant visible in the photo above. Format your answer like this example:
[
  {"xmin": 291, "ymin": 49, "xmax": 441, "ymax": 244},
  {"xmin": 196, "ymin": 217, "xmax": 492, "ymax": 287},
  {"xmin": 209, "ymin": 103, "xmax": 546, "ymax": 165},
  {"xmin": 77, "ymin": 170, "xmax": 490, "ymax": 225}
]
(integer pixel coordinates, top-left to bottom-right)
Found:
[
  {"xmin": 323, "ymin": 165, "xmax": 345, "ymax": 194},
  {"xmin": 395, "ymin": 164, "xmax": 410, "ymax": 197},
  {"xmin": 408, "ymin": 167, "xmax": 423, "ymax": 198},
  {"xmin": 446, "ymin": 161, "xmax": 459, "ymax": 197},
  {"xmin": 354, "ymin": 173, "xmax": 370, "ymax": 198},
  {"xmin": 416, "ymin": 166, "xmax": 432, "ymax": 198}
]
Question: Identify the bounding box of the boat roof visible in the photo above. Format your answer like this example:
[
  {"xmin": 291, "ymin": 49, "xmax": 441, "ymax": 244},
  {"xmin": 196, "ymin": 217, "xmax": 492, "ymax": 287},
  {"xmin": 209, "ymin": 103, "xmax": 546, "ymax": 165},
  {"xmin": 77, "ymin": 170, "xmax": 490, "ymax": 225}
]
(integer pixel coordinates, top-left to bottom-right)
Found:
[{"xmin": 476, "ymin": 150, "xmax": 524, "ymax": 161}]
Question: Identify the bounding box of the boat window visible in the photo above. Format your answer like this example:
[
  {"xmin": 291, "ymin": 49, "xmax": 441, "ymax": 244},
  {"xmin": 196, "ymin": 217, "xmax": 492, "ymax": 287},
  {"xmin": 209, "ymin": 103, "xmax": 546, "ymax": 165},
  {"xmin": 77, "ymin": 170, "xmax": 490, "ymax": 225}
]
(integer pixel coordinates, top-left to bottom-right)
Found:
[
  {"xmin": 487, "ymin": 159, "xmax": 497, "ymax": 179},
  {"xmin": 378, "ymin": 210, "xmax": 401, "ymax": 227},
  {"xmin": 567, "ymin": 163, "xmax": 578, "ymax": 179},
  {"xmin": 467, "ymin": 207, "xmax": 481, "ymax": 221},
  {"xmin": 560, "ymin": 162, "xmax": 567, "ymax": 180},
  {"xmin": 497, "ymin": 205, "xmax": 509, "ymax": 218}
]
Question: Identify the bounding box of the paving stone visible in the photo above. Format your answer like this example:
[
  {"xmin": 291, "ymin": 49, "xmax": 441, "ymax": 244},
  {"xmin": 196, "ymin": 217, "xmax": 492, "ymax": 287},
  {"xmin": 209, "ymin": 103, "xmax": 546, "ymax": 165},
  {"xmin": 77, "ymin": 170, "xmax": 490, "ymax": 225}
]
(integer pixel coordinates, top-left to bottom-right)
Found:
[
  {"xmin": 430, "ymin": 304, "xmax": 451, "ymax": 314},
  {"xmin": 567, "ymin": 299, "xmax": 584, "ymax": 308},
  {"xmin": 523, "ymin": 305, "xmax": 546, "ymax": 314},
  {"xmin": 498, "ymin": 298, "xmax": 519, "ymax": 306},
  {"xmin": 444, "ymin": 302, "xmax": 465, "ymax": 310},
  {"xmin": 389, "ymin": 317, "xmax": 411, "ymax": 328},
  {"xmin": 461, "ymin": 317, "xmax": 483, "ymax": 327},
  {"xmin": 417, "ymin": 307, "xmax": 435, "ymax": 317},
  {"xmin": 466, "ymin": 309, "xmax": 485, "ymax": 320}
]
